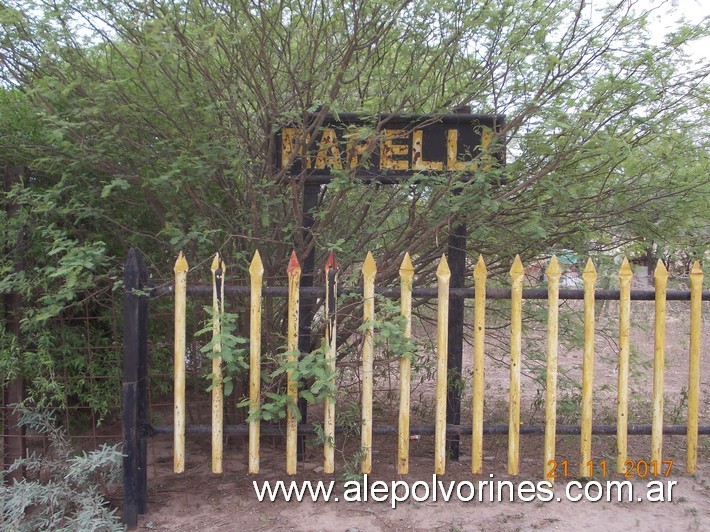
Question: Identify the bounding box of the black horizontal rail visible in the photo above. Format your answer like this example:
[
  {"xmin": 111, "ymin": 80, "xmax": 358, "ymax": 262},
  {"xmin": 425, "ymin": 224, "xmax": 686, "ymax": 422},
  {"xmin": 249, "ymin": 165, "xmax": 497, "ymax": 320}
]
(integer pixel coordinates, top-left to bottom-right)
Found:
[
  {"xmin": 150, "ymin": 284, "xmax": 709, "ymax": 302},
  {"xmin": 148, "ymin": 423, "xmax": 709, "ymax": 437}
]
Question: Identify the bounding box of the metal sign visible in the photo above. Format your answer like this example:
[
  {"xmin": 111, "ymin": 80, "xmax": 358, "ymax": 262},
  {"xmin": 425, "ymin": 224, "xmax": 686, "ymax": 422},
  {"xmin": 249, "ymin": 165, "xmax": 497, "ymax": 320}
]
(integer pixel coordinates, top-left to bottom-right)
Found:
[{"xmin": 275, "ymin": 113, "xmax": 505, "ymax": 183}]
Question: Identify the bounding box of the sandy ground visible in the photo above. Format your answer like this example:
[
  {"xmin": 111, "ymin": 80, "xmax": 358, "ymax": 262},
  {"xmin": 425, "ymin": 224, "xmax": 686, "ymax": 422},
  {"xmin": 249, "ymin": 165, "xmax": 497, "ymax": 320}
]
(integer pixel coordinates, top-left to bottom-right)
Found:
[{"xmin": 136, "ymin": 434, "xmax": 710, "ymax": 531}]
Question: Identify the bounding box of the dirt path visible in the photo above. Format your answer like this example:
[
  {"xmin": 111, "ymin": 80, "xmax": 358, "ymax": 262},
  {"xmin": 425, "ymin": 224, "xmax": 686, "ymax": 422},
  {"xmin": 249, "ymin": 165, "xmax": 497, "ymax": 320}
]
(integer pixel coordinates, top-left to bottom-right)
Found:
[{"xmin": 133, "ymin": 428, "xmax": 710, "ymax": 531}]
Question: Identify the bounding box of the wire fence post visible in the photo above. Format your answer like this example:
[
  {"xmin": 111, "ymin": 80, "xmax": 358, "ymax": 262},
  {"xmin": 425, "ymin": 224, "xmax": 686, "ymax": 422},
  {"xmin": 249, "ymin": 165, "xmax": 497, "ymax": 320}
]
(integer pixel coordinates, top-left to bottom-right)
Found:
[{"xmin": 2, "ymin": 165, "xmax": 26, "ymax": 484}]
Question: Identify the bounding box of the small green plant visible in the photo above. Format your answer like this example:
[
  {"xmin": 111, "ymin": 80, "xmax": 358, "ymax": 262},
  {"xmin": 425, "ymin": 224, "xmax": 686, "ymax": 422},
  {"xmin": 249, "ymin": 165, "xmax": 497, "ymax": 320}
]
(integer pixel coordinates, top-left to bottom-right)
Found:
[
  {"xmin": 196, "ymin": 302, "xmax": 338, "ymax": 422},
  {"xmin": 370, "ymin": 295, "xmax": 418, "ymax": 362},
  {"xmin": 196, "ymin": 307, "xmax": 249, "ymax": 397},
  {"xmin": 311, "ymin": 421, "xmax": 334, "ymax": 449},
  {"xmin": 340, "ymin": 448, "xmax": 366, "ymax": 483},
  {"xmin": 335, "ymin": 400, "xmax": 362, "ymax": 438},
  {"xmin": 0, "ymin": 406, "xmax": 124, "ymax": 531},
  {"xmin": 556, "ymin": 389, "xmax": 583, "ymax": 423},
  {"xmin": 328, "ymin": 401, "xmax": 365, "ymax": 483},
  {"xmin": 236, "ymin": 341, "xmax": 338, "ymax": 423}
]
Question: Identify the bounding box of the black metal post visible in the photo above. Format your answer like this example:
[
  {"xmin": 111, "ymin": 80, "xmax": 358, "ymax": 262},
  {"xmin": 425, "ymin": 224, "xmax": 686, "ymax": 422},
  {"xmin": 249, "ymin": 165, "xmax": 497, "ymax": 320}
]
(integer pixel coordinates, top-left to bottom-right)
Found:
[
  {"xmin": 123, "ymin": 248, "xmax": 149, "ymax": 528},
  {"xmin": 297, "ymin": 183, "xmax": 320, "ymax": 459},
  {"xmin": 446, "ymin": 220, "xmax": 466, "ymax": 461},
  {"xmin": 445, "ymin": 105, "xmax": 472, "ymax": 462}
]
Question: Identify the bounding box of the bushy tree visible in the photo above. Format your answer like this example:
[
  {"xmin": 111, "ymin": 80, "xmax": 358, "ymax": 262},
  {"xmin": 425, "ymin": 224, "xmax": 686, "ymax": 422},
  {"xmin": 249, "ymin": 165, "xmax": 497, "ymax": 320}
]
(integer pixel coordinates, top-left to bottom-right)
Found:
[{"xmin": 0, "ymin": 0, "xmax": 708, "ymax": 411}]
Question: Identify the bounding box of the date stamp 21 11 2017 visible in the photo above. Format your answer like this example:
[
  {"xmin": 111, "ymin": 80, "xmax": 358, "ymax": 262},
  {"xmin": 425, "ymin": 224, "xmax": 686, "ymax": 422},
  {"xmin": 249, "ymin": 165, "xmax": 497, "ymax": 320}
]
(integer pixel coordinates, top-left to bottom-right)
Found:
[{"xmin": 546, "ymin": 459, "xmax": 674, "ymax": 479}]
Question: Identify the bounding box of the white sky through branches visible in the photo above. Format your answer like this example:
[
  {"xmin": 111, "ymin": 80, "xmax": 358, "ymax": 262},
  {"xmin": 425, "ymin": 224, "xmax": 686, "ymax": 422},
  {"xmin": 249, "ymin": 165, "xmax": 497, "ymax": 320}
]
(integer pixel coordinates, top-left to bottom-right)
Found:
[{"xmin": 593, "ymin": 0, "xmax": 709, "ymax": 62}]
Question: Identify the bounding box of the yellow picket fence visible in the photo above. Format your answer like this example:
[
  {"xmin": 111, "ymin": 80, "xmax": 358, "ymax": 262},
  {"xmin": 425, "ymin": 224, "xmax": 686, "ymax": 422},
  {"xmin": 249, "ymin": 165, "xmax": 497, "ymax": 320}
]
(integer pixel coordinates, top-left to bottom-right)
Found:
[{"xmin": 172, "ymin": 251, "xmax": 705, "ymax": 480}]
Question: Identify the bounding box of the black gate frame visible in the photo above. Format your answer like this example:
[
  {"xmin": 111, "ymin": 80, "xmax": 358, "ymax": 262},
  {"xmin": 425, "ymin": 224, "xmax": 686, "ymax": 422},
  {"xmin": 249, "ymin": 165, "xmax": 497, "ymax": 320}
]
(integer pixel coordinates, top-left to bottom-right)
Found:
[{"xmin": 122, "ymin": 249, "xmax": 149, "ymax": 529}]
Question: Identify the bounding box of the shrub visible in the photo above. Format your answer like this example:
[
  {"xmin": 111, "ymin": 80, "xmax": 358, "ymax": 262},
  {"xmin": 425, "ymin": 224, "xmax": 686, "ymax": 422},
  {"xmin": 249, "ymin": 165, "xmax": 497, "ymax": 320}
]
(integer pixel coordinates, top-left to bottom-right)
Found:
[{"xmin": 0, "ymin": 407, "xmax": 124, "ymax": 531}]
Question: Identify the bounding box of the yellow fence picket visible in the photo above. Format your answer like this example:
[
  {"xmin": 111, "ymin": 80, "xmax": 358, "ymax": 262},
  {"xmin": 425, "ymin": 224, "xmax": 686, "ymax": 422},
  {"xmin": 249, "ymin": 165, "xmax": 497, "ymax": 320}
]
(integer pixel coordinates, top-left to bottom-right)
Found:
[
  {"xmin": 580, "ymin": 258, "xmax": 597, "ymax": 476},
  {"xmin": 652, "ymin": 260, "xmax": 668, "ymax": 464},
  {"xmin": 286, "ymin": 252, "xmax": 301, "ymax": 475},
  {"xmin": 544, "ymin": 256, "xmax": 560, "ymax": 481},
  {"xmin": 435, "ymin": 255, "xmax": 451, "ymax": 475},
  {"xmin": 508, "ymin": 255, "xmax": 524, "ymax": 475},
  {"xmin": 210, "ymin": 253, "xmax": 225, "ymax": 474},
  {"xmin": 687, "ymin": 261, "xmax": 703, "ymax": 473},
  {"xmin": 361, "ymin": 252, "xmax": 377, "ymax": 474},
  {"xmin": 472, "ymin": 255, "xmax": 487, "ymax": 475},
  {"xmin": 248, "ymin": 251, "xmax": 264, "ymax": 474},
  {"xmin": 173, "ymin": 252, "xmax": 188, "ymax": 474},
  {"xmin": 617, "ymin": 258, "xmax": 633, "ymax": 472},
  {"xmin": 398, "ymin": 253, "xmax": 414, "ymax": 475},
  {"xmin": 324, "ymin": 252, "xmax": 339, "ymax": 474}
]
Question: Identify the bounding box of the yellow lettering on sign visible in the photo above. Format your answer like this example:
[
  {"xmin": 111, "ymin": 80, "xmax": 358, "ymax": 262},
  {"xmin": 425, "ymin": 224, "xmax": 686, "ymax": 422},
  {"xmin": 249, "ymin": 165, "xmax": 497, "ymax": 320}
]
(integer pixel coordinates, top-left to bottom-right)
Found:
[
  {"xmin": 347, "ymin": 129, "xmax": 373, "ymax": 169},
  {"xmin": 412, "ymin": 130, "xmax": 443, "ymax": 171},
  {"xmin": 479, "ymin": 127, "xmax": 495, "ymax": 171},
  {"xmin": 281, "ymin": 128, "xmax": 296, "ymax": 169},
  {"xmin": 446, "ymin": 129, "xmax": 470, "ymax": 171},
  {"xmin": 447, "ymin": 127, "xmax": 497, "ymax": 171},
  {"xmin": 281, "ymin": 127, "xmax": 312, "ymax": 169},
  {"xmin": 315, "ymin": 128, "xmax": 343, "ymax": 170},
  {"xmin": 284, "ymin": 124, "xmax": 497, "ymax": 173},
  {"xmin": 380, "ymin": 129, "xmax": 410, "ymax": 171}
]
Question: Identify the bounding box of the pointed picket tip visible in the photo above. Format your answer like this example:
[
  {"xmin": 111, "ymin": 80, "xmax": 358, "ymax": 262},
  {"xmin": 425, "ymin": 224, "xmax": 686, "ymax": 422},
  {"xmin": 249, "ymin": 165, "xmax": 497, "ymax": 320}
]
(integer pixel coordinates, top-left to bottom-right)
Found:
[
  {"xmin": 287, "ymin": 251, "xmax": 301, "ymax": 274},
  {"xmin": 582, "ymin": 257, "xmax": 597, "ymax": 281},
  {"xmin": 654, "ymin": 259, "xmax": 668, "ymax": 280},
  {"xmin": 510, "ymin": 255, "xmax": 524, "ymax": 278},
  {"xmin": 474, "ymin": 254, "xmax": 487, "ymax": 276},
  {"xmin": 210, "ymin": 252, "xmax": 221, "ymax": 272},
  {"xmin": 249, "ymin": 250, "xmax": 264, "ymax": 276},
  {"xmin": 619, "ymin": 257, "xmax": 633, "ymax": 280},
  {"xmin": 399, "ymin": 252, "xmax": 414, "ymax": 276},
  {"xmin": 220, "ymin": 256, "xmax": 227, "ymax": 273},
  {"xmin": 325, "ymin": 250, "xmax": 339, "ymax": 271},
  {"xmin": 436, "ymin": 254, "xmax": 451, "ymax": 278},
  {"xmin": 690, "ymin": 260, "xmax": 703, "ymax": 278},
  {"xmin": 174, "ymin": 251, "xmax": 188, "ymax": 274},
  {"xmin": 362, "ymin": 251, "xmax": 377, "ymax": 276},
  {"xmin": 546, "ymin": 255, "xmax": 561, "ymax": 278}
]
